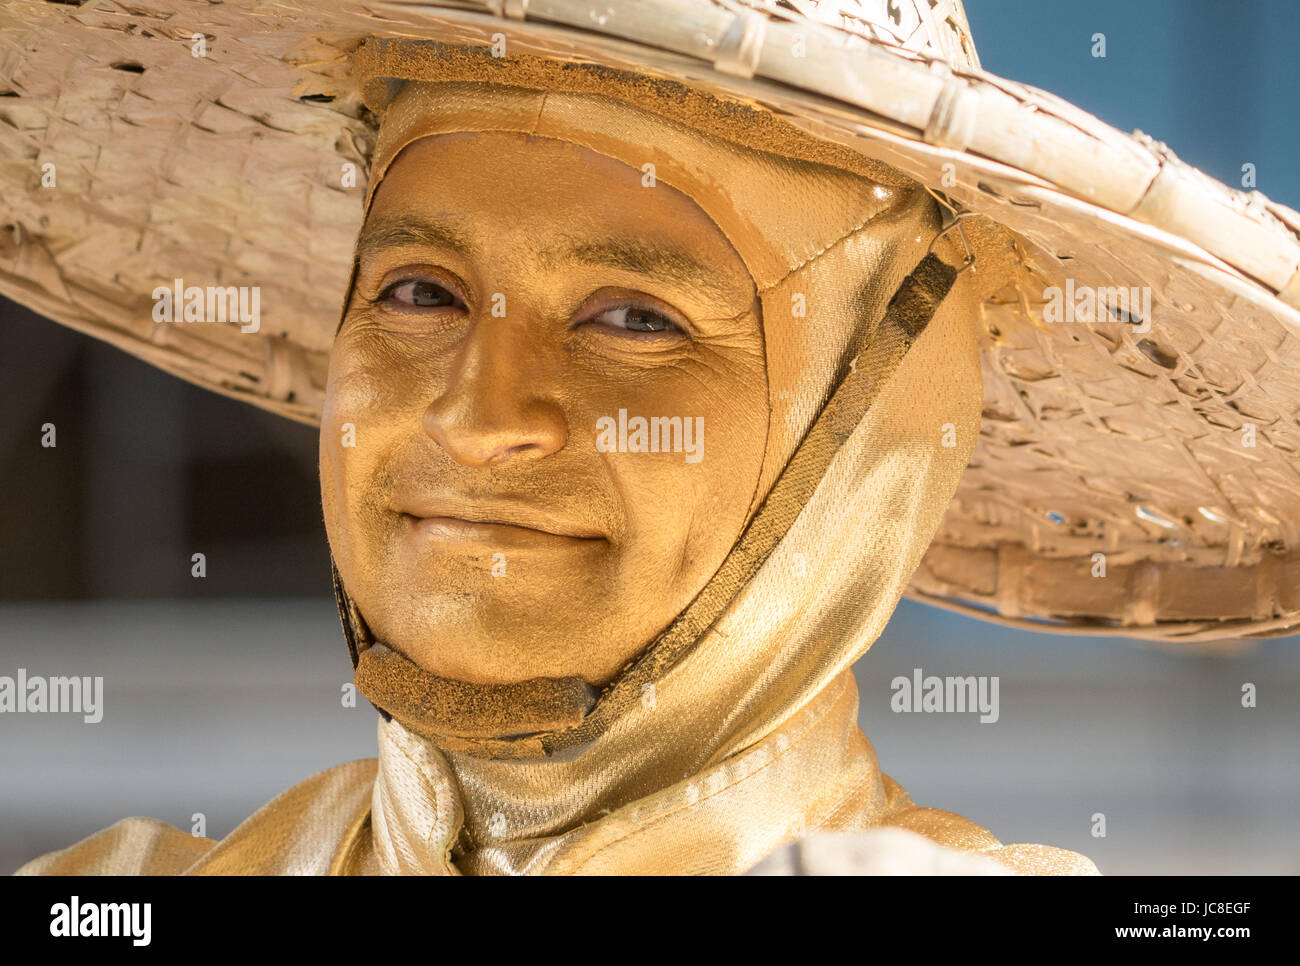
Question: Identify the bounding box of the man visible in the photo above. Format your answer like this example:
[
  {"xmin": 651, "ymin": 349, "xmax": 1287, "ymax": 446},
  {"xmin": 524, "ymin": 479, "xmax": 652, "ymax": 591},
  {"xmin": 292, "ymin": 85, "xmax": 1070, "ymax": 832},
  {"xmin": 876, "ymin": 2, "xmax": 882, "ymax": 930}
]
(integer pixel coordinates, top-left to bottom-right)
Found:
[{"xmin": 7, "ymin": 1, "xmax": 1297, "ymax": 875}]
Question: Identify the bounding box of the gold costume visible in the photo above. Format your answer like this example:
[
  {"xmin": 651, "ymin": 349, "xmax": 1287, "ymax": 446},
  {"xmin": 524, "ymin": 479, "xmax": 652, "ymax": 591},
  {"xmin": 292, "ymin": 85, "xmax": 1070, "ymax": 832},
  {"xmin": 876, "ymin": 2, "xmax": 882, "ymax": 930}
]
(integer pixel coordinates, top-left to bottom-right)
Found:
[
  {"xmin": 17, "ymin": 682, "xmax": 1095, "ymax": 875},
  {"xmin": 8, "ymin": 0, "xmax": 1298, "ymax": 877},
  {"xmin": 19, "ymin": 71, "xmax": 1097, "ymax": 874}
]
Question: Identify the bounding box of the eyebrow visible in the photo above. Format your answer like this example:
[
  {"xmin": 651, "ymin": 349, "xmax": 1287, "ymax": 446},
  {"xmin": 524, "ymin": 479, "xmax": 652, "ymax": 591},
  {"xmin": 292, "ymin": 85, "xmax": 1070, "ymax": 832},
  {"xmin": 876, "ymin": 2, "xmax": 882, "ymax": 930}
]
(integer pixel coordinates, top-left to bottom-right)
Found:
[
  {"xmin": 354, "ymin": 216, "xmax": 479, "ymax": 265},
  {"xmin": 354, "ymin": 215, "xmax": 742, "ymax": 308}
]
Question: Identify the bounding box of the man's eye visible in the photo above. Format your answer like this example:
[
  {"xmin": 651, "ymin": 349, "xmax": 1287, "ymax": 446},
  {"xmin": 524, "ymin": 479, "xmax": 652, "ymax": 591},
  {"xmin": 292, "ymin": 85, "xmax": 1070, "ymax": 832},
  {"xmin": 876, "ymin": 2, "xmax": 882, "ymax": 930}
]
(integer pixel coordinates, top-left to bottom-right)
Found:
[
  {"xmin": 591, "ymin": 304, "xmax": 685, "ymax": 336},
  {"xmin": 377, "ymin": 279, "xmax": 460, "ymax": 309}
]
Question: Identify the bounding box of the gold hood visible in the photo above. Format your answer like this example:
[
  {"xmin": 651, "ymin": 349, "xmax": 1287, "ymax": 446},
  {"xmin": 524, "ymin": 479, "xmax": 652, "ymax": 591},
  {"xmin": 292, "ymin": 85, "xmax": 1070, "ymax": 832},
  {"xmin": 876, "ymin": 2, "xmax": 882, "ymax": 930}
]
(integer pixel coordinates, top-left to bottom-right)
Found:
[{"xmin": 316, "ymin": 46, "xmax": 1089, "ymax": 875}]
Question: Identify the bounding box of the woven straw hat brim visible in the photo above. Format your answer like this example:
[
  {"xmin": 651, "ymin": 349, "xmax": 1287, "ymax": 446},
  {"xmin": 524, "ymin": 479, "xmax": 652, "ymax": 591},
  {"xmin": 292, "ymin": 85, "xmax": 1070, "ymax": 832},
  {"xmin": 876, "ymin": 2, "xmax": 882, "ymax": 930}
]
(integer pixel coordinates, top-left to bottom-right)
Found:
[{"xmin": 2, "ymin": 0, "xmax": 1299, "ymax": 642}]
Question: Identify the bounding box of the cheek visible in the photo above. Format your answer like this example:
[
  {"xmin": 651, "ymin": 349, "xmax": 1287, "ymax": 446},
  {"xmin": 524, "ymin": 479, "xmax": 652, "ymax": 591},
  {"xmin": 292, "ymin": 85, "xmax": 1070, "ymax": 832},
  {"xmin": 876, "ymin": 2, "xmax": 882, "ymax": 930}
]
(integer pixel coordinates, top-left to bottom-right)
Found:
[
  {"xmin": 331, "ymin": 321, "xmax": 435, "ymax": 414},
  {"xmin": 601, "ymin": 342, "xmax": 768, "ymax": 577},
  {"xmin": 319, "ymin": 337, "xmax": 421, "ymax": 563},
  {"xmin": 319, "ymin": 388, "xmax": 366, "ymax": 574}
]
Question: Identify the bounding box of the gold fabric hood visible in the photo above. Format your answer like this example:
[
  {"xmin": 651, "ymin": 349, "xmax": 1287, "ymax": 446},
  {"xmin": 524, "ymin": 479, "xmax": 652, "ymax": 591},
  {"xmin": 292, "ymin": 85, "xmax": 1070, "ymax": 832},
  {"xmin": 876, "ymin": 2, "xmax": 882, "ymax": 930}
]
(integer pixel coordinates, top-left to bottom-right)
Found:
[{"xmin": 323, "ymin": 42, "xmax": 1016, "ymax": 873}]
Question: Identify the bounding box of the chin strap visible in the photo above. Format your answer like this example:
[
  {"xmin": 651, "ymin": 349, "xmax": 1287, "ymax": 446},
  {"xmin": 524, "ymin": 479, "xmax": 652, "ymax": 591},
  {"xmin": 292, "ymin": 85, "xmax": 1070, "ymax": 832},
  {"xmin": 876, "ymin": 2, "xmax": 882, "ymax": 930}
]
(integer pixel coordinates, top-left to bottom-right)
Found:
[
  {"xmin": 331, "ymin": 557, "xmax": 598, "ymax": 735},
  {"xmin": 333, "ymin": 250, "xmax": 961, "ymax": 760},
  {"xmin": 331, "ymin": 556, "xmax": 365, "ymax": 674}
]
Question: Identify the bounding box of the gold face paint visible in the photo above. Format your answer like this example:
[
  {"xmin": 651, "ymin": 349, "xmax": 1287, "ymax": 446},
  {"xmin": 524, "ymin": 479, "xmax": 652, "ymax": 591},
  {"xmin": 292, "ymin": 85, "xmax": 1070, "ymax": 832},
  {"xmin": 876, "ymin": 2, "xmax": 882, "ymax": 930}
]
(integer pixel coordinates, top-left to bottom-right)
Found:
[
  {"xmin": 322, "ymin": 131, "xmax": 769, "ymax": 687},
  {"xmin": 324, "ymin": 77, "xmax": 968, "ymax": 765}
]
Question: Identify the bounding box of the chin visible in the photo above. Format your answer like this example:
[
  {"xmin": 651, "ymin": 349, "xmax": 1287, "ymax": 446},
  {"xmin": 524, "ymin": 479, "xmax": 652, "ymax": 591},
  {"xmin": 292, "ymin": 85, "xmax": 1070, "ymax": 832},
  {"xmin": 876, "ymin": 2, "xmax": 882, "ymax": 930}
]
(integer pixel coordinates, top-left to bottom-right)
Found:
[{"xmin": 411, "ymin": 619, "xmax": 636, "ymax": 687}]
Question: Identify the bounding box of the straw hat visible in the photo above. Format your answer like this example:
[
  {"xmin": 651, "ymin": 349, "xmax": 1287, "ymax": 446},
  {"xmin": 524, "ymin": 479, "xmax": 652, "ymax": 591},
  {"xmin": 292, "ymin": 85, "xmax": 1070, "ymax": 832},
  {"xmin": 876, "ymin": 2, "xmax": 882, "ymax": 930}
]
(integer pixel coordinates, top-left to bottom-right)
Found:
[{"xmin": 3, "ymin": 0, "xmax": 1298, "ymax": 643}]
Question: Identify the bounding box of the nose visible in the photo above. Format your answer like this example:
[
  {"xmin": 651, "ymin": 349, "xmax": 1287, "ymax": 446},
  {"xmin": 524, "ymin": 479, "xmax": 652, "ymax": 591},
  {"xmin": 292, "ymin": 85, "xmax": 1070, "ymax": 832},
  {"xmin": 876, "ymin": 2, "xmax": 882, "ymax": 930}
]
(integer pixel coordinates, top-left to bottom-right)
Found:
[{"xmin": 422, "ymin": 313, "xmax": 567, "ymax": 468}]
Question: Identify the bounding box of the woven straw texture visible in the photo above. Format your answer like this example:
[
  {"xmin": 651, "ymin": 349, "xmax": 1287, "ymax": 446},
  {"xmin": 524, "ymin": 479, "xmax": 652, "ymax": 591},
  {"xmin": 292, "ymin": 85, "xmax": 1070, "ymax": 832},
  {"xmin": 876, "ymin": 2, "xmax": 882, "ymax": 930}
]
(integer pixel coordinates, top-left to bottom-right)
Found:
[{"xmin": 2, "ymin": 0, "xmax": 1299, "ymax": 641}]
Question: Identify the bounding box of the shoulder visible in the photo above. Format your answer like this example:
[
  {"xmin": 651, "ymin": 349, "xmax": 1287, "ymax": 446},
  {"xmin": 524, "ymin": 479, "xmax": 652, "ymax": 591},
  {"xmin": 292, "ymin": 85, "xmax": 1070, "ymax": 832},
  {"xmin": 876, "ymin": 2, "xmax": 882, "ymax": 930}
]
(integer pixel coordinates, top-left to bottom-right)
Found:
[
  {"xmin": 184, "ymin": 758, "xmax": 377, "ymax": 875},
  {"xmin": 748, "ymin": 826, "xmax": 1099, "ymax": 875},
  {"xmin": 14, "ymin": 816, "xmax": 215, "ymax": 876},
  {"xmin": 753, "ymin": 773, "xmax": 1101, "ymax": 876},
  {"xmin": 977, "ymin": 842, "xmax": 1101, "ymax": 876},
  {"xmin": 879, "ymin": 774, "xmax": 1100, "ymax": 875},
  {"xmin": 13, "ymin": 757, "xmax": 378, "ymax": 877}
]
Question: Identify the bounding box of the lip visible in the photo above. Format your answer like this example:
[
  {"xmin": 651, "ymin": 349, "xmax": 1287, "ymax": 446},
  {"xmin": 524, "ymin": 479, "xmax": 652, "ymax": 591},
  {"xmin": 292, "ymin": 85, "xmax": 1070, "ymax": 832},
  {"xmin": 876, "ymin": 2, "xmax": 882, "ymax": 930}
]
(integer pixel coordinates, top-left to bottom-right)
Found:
[{"xmin": 394, "ymin": 498, "xmax": 607, "ymax": 545}]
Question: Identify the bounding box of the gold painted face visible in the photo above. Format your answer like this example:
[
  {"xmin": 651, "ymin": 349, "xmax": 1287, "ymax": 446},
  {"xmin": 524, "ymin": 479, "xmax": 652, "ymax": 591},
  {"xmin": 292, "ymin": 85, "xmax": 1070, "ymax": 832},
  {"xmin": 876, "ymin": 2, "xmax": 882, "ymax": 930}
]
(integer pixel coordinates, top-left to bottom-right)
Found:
[{"xmin": 322, "ymin": 131, "xmax": 768, "ymax": 686}]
